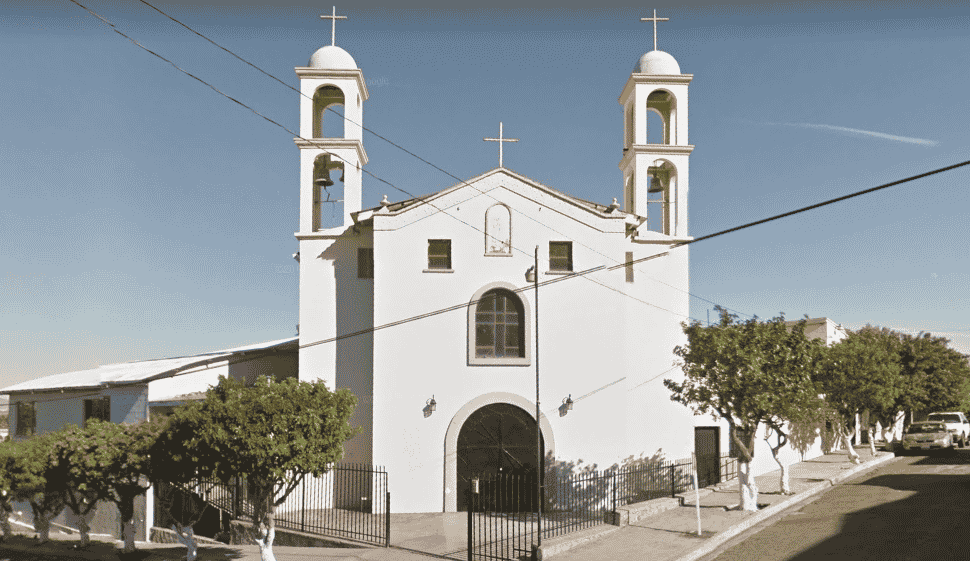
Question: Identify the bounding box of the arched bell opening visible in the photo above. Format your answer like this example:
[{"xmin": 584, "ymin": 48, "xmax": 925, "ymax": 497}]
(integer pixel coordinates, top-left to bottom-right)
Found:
[
  {"xmin": 646, "ymin": 160, "xmax": 677, "ymax": 235},
  {"xmin": 313, "ymin": 85, "xmax": 346, "ymax": 138},
  {"xmin": 646, "ymin": 89, "xmax": 676, "ymax": 144},
  {"xmin": 312, "ymin": 154, "xmax": 345, "ymax": 230}
]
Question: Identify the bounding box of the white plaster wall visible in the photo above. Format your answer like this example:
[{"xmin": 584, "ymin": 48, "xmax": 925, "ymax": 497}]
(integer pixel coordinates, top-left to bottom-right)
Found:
[
  {"xmin": 147, "ymin": 364, "xmax": 228, "ymax": 401},
  {"xmin": 361, "ymin": 172, "xmax": 690, "ymax": 512},
  {"xmin": 298, "ymin": 226, "xmax": 374, "ymax": 466}
]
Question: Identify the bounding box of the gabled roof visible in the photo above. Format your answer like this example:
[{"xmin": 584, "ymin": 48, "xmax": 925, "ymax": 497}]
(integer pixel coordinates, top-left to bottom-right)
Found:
[
  {"xmin": 1, "ymin": 337, "xmax": 298, "ymax": 395},
  {"xmin": 351, "ymin": 167, "xmax": 637, "ymax": 225}
]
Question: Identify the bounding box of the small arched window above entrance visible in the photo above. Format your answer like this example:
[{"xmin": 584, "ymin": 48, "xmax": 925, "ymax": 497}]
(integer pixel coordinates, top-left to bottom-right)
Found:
[
  {"xmin": 485, "ymin": 204, "xmax": 512, "ymax": 255},
  {"xmin": 468, "ymin": 283, "xmax": 531, "ymax": 366}
]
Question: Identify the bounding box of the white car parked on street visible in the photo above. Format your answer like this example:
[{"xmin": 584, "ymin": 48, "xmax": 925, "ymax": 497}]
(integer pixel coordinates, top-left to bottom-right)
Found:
[{"xmin": 926, "ymin": 412, "xmax": 970, "ymax": 447}]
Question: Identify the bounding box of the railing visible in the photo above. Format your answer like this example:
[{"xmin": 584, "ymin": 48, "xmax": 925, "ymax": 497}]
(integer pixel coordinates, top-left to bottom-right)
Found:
[
  {"xmin": 167, "ymin": 463, "xmax": 390, "ymax": 547},
  {"xmin": 467, "ymin": 454, "xmax": 738, "ymax": 560}
]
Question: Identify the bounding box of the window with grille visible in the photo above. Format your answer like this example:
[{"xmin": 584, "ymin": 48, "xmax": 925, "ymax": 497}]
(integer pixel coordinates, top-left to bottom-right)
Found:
[
  {"xmin": 549, "ymin": 241, "xmax": 573, "ymax": 272},
  {"xmin": 428, "ymin": 239, "xmax": 452, "ymax": 270},
  {"xmin": 475, "ymin": 290, "xmax": 525, "ymax": 358},
  {"xmin": 16, "ymin": 401, "xmax": 36, "ymax": 437},
  {"xmin": 358, "ymin": 247, "xmax": 374, "ymax": 278},
  {"xmin": 84, "ymin": 396, "xmax": 111, "ymax": 426}
]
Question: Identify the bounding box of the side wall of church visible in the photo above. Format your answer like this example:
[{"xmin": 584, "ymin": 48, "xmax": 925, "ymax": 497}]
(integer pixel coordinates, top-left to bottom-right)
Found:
[
  {"xmin": 621, "ymin": 243, "xmax": 694, "ymax": 465},
  {"xmin": 298, "ymin": 228, "xmax": 375, "ymax": 466}
]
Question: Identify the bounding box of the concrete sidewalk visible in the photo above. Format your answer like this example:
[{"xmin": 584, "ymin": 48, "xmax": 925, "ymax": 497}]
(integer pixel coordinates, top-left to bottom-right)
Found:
[
  {"xmin": 547, "ymin": 447, "xmax": 895, "ymax": 561},
  {"xmin": 0, "ymin": 448, "xmax": 895, "ymax": 561}
]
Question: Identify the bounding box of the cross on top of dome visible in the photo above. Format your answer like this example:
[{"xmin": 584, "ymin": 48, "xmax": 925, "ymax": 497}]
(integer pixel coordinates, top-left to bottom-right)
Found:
[
  {"xmin": 320, "ymin": 6, "xmax": 347, "ymax": 47},
  {"xmin": 640, "ymin": 9, "xmax": 670, "ymax": 52}
]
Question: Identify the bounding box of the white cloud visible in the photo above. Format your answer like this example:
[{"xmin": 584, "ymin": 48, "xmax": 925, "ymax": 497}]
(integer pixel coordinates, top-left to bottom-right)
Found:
[{"xmin": 764, "ymin": 121, "xmax": 939, "ymax": 146}]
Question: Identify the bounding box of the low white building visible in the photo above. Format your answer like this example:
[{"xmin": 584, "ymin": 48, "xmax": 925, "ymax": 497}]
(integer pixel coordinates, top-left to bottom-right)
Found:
[{"xmin": 2, "ymin": 337, "xmax": 298, "ymax": 539}]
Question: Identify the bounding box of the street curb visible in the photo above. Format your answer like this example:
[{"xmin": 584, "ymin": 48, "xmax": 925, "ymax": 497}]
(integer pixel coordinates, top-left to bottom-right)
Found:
[{"xmin": 670, "ymin": 453, "xmax": 897, "ymax": 561}]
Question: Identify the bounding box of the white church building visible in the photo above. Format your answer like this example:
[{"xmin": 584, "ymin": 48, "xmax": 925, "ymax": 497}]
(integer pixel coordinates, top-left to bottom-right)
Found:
[{"xmin": 294, "ymin": 21, "xmax": 696, "ymax": 512}]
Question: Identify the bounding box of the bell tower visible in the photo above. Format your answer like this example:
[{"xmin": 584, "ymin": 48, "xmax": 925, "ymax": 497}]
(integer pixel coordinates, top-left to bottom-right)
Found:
[
  {"xmin": 295, "ymin": 7, "xmax": 368, "ymax": 230},
  {"xmin": 618, "ymin": 10, "xmax": 693, "ymax": 237}
]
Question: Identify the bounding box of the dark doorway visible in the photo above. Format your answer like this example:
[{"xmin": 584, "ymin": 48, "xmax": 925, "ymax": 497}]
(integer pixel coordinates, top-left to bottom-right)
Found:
[
  {"xmin": 695, "ymin": 426, "xmax": 720, "ymax": 488},
  {"xmin": 457, "ymin": 403, "xmax": 544, "ymax": 511}
]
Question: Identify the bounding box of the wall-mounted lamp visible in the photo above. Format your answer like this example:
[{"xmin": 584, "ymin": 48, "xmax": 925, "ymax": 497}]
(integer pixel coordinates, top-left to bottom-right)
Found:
[
  {"xmin": 525, "ymin": 265, "xmax": 537, "ymax": 284},
  {"xmin": 424, "ymin": 396, "xmax": 437, "ymax": 418},
  {"xmin": 559, "ymin": 394, "xmax": 574, "ymax": 417}
]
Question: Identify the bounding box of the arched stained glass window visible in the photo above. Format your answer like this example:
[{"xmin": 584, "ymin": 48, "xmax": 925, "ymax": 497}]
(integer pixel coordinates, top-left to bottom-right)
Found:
[{"xmin": 475, "ymin": 290, "xmax": 525, "ymax": 358}]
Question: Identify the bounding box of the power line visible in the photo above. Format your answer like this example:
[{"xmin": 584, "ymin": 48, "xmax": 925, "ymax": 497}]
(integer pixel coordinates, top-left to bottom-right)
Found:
[
  {"xmin": 130, "ymin": 0, "xmax": 754, "ymax": 320},
  {"xmin": 62, "ymin": 2, "xmax": 970, "ymax": 371},
  {"xmin": 67, "ymin": 0, "xmax": 710, "ymax": 323}
]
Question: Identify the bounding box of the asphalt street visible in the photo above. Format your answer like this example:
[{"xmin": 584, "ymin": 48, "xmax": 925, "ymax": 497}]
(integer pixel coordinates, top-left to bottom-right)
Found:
[{"xmin": 702, "ymin": 449, "xmax": 970, "ymax": 561}]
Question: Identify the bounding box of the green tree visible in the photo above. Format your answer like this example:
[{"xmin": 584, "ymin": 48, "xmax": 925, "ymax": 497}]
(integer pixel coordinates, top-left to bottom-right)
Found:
[
  {"xmin": 164, "ymin": 376, "xmax": 358, "ymax": 561},
  {"xmin": 901, "ymin": 332, "xmax": 970, "ymax": 417},
  {"xmin": 88, "ymin": 418, "xmax": 165, "ymax": 553},
  {"xmin": 0, "ymin": 439, "xmax": 15, "ymax": 541},
  {"xmin": 665, "ymin": 309, "xmax": 823, "ymax": 510},
  {"xmin": 7, "ymin": 433, "xmax": 65, "ymax": 544},
  {"xmin": 817, "ymin": 326, "xmax": 902, "ymax": 463},
  {"xmin": 151, "ymin": 411, "xmax": 221, "ymax": 561},
  {"xmin": 50, "ymin": 423, "xmax": 116, "ymax": 547}
]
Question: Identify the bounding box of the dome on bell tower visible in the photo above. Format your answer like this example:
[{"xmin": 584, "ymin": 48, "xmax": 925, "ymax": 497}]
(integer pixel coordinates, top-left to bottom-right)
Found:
[
  {"xmin": 636, "ymin": 50, "xmax": 681, "ymax": 75},
  {"xmin": 309, "ymin": 45, "xmax": 358, "ymax": 70}
]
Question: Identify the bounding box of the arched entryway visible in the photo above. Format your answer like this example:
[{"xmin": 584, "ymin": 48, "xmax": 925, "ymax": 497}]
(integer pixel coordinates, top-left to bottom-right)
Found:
[{"xmin": 456, "ymin": 403, "xmax": 544, "ymax": 511}]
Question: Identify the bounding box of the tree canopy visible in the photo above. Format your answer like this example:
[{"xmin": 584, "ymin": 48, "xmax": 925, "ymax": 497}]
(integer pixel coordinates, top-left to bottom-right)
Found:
[
  {"xmin": 162, "ymin": 375, "xmax": 358, "ymax": 561},
  {"xmin": 665, "ymin": 308, "xmax": 823, "ymax": 509}
]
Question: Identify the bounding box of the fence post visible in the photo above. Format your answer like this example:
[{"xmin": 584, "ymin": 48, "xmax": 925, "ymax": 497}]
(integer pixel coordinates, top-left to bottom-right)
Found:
[
  {"xmin": 612, "ymin": 471, "xmax": 617, "ymax": 517},
  {"xmin": 385, "ymin": 491, "xmax": 391, "ymax": 548},
  {"xmin": 301, "ymin": 480, "xmax": 306, "ymax": 532},
  {"xmin": 670, "ymin": 463, "xmax": 676, "ymax": 498},
  {"xmin": 466, "ymin": 490, "xmax": 473, "ymax": 561}
]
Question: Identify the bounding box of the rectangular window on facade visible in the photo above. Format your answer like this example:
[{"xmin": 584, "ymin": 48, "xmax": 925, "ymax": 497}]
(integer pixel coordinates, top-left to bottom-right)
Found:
[
  {"xmin": 15, "ymin": 401, "xmax": 36, "ymax": 437},
  {"xmin": 428, "ymin": 239, "xmax": 452, "ymax": 270},
  {"xmin": 83, "ymin": 396, "xmax": 111, "ymax": 426},
  {"xmin": 549, "ymin": 241, "xmax": 573, "ymax": 272},
  {"xmin": 358, "ymin": 247, "xmax": 374, "ymax": 279},
  {"xmin": 625, "ymin": 251, "xmax": 635, "ymax": 283}
]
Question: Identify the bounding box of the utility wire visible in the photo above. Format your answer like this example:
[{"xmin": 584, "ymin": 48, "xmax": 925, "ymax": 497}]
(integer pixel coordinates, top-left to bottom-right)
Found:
[
  {"xmin": 67, "ymin": 0, "xmax": 702, "ymax": 321},
  {"xmin": 64, "ymin": 0, "xmax": 970, "ymax": 367},
  {"xmin": 132, "ymin": 0, "xmax": 752, "ymax": 320}
]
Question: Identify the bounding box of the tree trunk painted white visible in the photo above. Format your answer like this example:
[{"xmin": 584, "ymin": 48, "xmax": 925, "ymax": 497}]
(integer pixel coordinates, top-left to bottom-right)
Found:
[
  {"xmin": 77, "ymin": 510, "xmax": 91, "ymax": 547},
  {"xmin": 33, "ymin": 507, "xmax": 51, "ymax": 544},
  {"xmin": 0, "ymin": 508, "xmax": 10, "ymax": 541},
  {"xmin": 769, "ymin": 446, "xmax": 792, "ymax": 495},
  {"xmin": 867, "ymin": 427, "xmax": 877, "ymax": 456},
  {"xmin": 173, "ymin": 524, "xmax": 197, "ymax": 561},
  {"xmin": 119, "ymin": 495, "xmax": 138, "ymax": 553},
  {"xmin": 844, "ymin": 431, "xmax": 860, "ymax": 464},
  {"xmin": 255, "ymin": 506, "xmax": 277, "ymax": 561},
  {"xmin": 738, "ymin": 461, "xmax": 759, "ymax": 511},
  {"xmin": 122, "ymin": 518, "xmax": 136, "ymax": 553}
]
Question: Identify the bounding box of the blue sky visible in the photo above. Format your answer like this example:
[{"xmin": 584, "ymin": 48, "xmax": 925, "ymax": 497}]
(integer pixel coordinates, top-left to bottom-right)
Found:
[{"xmin": 2, "ymin": 1, "xmax": 969, "ymax": 388}]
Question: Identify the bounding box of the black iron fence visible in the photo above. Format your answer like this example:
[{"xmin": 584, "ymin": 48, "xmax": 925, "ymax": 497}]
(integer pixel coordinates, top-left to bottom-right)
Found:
[
  {"xmin": 166, "ymin": 463, "xmax": 390, "ymax": 547},
  {"xmin": 467, "ymin": 454, "xmax": 738, "ymax": 561}
]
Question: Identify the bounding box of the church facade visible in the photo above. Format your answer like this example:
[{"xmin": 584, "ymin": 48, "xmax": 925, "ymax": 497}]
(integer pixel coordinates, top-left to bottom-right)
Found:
[{"xmin": 295, "ymin": 34, "xmax": 697, "ymax": 512}]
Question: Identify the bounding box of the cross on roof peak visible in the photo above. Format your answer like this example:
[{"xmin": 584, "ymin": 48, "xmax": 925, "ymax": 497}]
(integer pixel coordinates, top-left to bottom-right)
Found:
[
  {"xmin": 320, "ymin": 6, "xmax": 347, "ymax": 47},
  {"xmin": 640, "ymin": 9, "xmax": 670, "ymax": 52},
  {"xmin": 484, "ymin": 122, "xmax": 519, "ymax": 168}
]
